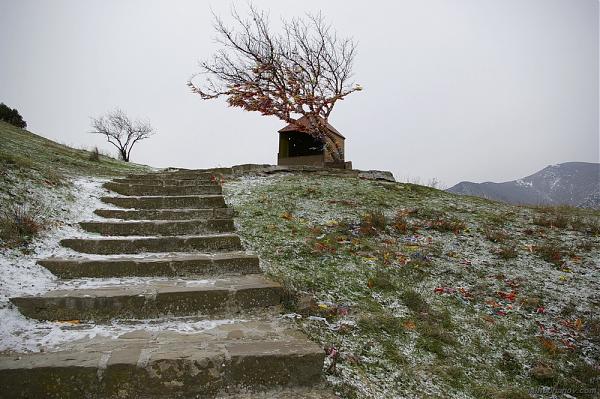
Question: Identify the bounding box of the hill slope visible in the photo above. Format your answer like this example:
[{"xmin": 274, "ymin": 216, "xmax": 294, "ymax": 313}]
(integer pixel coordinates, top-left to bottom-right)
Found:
[
  {"xmin": 225, "ymin": 173, "xmax": 600, "ymax": 398},
  {"xmin": 0, "ymin": 121, "xmax": 150, "ymax": 247},
  {"xmin": 447, "ymin": 162, "xmax": 600, "ymax": 209}
]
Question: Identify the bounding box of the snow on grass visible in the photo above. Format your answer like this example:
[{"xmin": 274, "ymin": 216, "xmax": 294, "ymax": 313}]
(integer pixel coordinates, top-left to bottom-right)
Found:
[
  {"xmin": 223, "ymin": 173, "xmax": 600, "ymax": 399},
  {"xmin": 0, "ymin": 178, "xmax": 109, "ymax": 299},
  {"xmin": 0, "ymin": 177, "xmax": 112, "ymax": 351}
]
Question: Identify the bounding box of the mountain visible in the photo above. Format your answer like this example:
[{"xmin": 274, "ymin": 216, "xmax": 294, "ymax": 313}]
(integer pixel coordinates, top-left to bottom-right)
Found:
[{"xmin": 447, "ymin": 162, "xmax": 600, "ymax": 208}]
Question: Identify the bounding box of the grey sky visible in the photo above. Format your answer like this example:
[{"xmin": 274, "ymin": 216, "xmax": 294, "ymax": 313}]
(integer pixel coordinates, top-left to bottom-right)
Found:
[{"xmin": 1, "ymin": 0, "xmax": 598, "ymax": 186}]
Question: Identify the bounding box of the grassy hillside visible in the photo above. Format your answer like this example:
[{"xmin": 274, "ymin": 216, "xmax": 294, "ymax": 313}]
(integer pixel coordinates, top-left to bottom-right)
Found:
[
  {"xmin": 225, "ymin": 174, "xmax": 600, "ymax": 399},
  {"xmin": 0, "ymin": 121, "xmax": 150, "ymax": 247}
]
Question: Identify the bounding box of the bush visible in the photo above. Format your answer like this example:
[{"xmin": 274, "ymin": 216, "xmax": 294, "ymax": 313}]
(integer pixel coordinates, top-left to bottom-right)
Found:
[
  {"xmin": 360, "ymin": 210, "xmax": 386, "ymax": 235},
  {"xmin": 0, "ymin": 204, "xmax": 43, "ymax": 247},
  {"xmin": 536, "ymin": 242, "xmax": 563, "ymax": 265},
  {"xmin": 533, "ymin": 214, "xmax": 569, "ymax": 229},
  {"xmin": 0, "ymin": 103, "xmax": 27, "ymax": 128},
  {"xmin": 393, "ymin": 213, "xmax": 408, "ymax": 233},
  {"xmin": 497, "ymin": 245, "xmax": 518, "ymax": 260},
  {"xmin": 483, "ymin": 227, "xmax": 510, "ymax": 243},
  {"xmin": 429, "ymin": 217, "xmax": 466, "ymax": 234}
]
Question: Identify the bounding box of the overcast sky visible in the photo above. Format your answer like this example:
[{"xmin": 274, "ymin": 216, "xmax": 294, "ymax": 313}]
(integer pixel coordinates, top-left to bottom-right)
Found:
[{"xmin": 1, "ymin": 0, "xmax": 598, "ymax": 186}]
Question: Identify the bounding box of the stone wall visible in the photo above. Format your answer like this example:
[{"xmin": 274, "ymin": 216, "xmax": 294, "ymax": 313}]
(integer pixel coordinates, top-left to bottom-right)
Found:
[{"xmin": 188, "ymin": 164, "xmax": 396, "ymax": 182}]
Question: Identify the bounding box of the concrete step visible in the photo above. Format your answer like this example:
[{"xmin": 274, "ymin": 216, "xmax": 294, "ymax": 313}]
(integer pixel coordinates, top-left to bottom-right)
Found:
[
  {"xmin": 0, "ymin": 321, "xmax": 325, "ymax": 398},
  {"xmin": 61, "ymin": 234, "xmax": 242, "ymax": 254},
  {"xmin": 79, "ymin": 219, "xmax": 234, "ymax": 236},
  {"xmin": 38, "ymin": 252, "xmax": 261, "ymax": 278},
  {"xmin": 11, "ymin": 275, "xmax": 283, "ymax": 321},
  {"xmin": 103, "ymin": 181, "xmax": 222, "ymax": 196},
  {"xmin": 218, "ymin": 387, "xmax": 337, "ymax": 398},
  {"xmin": 113, "ymin": 177, "xmax": 215, "ymax": 186},
  {"xmin": 94, "ymin": 207, "xmax": 234, "ymax": 220},
  {"xmin": 101, "ymin": 195, "xmax": 226, "ymax": 209},
  {"xmin": 127, "ymin": 171, "xmax": 217, "ymax": 180}
]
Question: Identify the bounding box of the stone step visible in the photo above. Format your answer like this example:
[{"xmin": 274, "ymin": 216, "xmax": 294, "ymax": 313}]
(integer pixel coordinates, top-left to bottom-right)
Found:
[
  {"xmin": 0, "ymin": 321, "xmax": 325, "ymax": 398},
  {"xmin": 127, "ymin": 171, "xmax": 217, "ymax": 180},
  {"xmin": 218, "ymin": 387, "xmax": 337, "ymax": 398},
  {"xmin": 113, "ymin": 177, "xmax": 215, "ymax": 186},
  {"xmin": 79, "ymin": 219, "xmax": 234, "ymax": 236},
  {"xmin": 11, "ymin": 275, "xmax": 283, "ymax": 321},
  {"xmin": 103, "ymin": 181, "xmax": 222, "ymax": 196},
  {"xmin": 61, "ymin": 234, "xmax": 242, "ymax": 254},
  {"xmin": 38, "ymin": 252, "xmax": 261, "ymax": 278},
  {"xmin": 94, "ymin": 207, "xmax": 234, "ymax": 220},
  {"xmin": 101, "ymin": 195, "xmax": 226, "ymax": 209}
]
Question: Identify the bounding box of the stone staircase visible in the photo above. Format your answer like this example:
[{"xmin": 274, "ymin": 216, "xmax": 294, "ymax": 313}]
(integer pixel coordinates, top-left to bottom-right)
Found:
[{"xmin": 0, "ymin": 170, "xmax": 333, "ymax": 398}]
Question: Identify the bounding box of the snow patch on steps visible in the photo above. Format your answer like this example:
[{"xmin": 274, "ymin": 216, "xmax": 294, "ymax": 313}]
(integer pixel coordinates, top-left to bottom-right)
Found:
[{"xmin": 0, "ymin": 178, "xmax": 223, "ymax": 353}]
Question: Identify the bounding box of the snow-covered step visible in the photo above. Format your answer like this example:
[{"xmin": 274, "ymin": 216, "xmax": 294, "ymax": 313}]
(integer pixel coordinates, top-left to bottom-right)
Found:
[
  {"xmin": 112, "ymin": 177, "xmax": 215, "ymax": 186},
  {"xmin": 101, "ymin": 194, "xmax": 226, "ymax": 209},
  {"xmin": 103, "ymin": 181, "xmax": 222, "ymax": 196},
  {"xmin": 10, "ymin": 275, "xmax": 282, "ymax": 321},
  {"xmin": 4, "ymin": 169, "xmax": 327, "ymax": 397},
  {"xmin": 94, "ymin": 207, "xmax": 234, "ymax": 220},
  {"xmin": 0, "ymin": 320, "xmax": 327, "ymax": 397},
  {"xmin": 60, "ymin": 234, "xmax": 242, "ymax": 254},
  {"xmin": 79, "ymin": 218, "xmax": 234, "ymax": 236},
  {"xmin": 127, "ymin": 171, "xmax": 216, "ymax": 180},
  {"xmin": 38, "ymin": 252, "xmax": 261, "ymax": 278}
]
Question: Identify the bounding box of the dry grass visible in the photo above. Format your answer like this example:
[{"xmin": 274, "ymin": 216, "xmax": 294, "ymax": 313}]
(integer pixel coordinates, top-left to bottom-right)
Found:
[
  {"xmin": 496, "ymin": 245, "xmax": 519, "ymax": 260},
  {"xmin": 429, "ymin": 217, "xmax": 466, "ymax": 234},
  {"xmin": 360, "ymin": 210, "xmax": 387, "ymax": 235},
  {"xmin": 483, "ymin": 227, "xmax": 510, "ymax": 243},
  {"xmin": 533, "ymin": 214, "xmax": 570, "ymax": 229},
  {"xmin": 0, "ymin": 204, "xmax": 43, "ymax": 248},
  {"xmin": 88, "ymin": 146, "xmax": 100, "ymax": 162},
  {"xmin": 535, "ymin": 242, "xmax": 563, "ymax": 265}
]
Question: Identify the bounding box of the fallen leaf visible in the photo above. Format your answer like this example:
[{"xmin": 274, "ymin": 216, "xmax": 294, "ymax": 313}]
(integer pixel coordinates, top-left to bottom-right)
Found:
[
  {"xmin": 58, "ymin": 320, "xmax": 80, "ymax": 325},
  {"xmin": 497, "ymin": 291, "xmax": 517, "ymax": 302}
]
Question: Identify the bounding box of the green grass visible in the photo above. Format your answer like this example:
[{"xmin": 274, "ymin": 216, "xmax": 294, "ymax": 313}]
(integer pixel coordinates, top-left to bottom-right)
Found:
[
  {"xmin": 0, "ymin": 121, "xmax": 148, "ymax": 182},
  {"xmin": 0, "ymin": 121, "xmax": 150, "ymax": 248}
]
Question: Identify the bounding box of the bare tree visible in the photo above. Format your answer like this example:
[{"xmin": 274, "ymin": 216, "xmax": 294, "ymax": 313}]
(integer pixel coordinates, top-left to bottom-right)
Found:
[
  {"xmin": 90, "ymin": 109, "xmax": 155, "ymax": 162},
  {"xmin": 187, "ymin": 5, "xmax": 361, "ymax": 162}
]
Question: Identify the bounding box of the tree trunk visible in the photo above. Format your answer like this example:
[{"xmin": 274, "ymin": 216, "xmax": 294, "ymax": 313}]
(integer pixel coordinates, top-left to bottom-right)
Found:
[
  {"xmin": 119, "ymin": 148, "xmax": 129, "ymax": 162},
  {"xmin": 322, "ymin": 131, "xmax": 344, "ymax": 164}
]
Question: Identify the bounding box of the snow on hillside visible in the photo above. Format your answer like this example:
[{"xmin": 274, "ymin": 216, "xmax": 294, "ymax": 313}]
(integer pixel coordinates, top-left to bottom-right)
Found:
[{"xmin": 224, "ymin": 173, "xmax": 600, "ymax": 399}]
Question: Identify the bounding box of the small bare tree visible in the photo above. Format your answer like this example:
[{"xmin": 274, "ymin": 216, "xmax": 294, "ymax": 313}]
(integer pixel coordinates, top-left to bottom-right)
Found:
[
  {"xmin": 187, "ymin": 6, "xmax": 361, "ymax": 162},
  {"xmin": 90, "ymin": 109, "xmax": 154, "ymax": 162}
]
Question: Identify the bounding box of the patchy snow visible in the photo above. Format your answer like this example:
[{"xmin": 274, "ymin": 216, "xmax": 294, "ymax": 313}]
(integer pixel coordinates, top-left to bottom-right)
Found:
[
  {"xmin": 0, "ymin": 178, "xmax": 110, "ymax": 301},
  {"xmin": 223, "ymin": 172, "xmax": 600, "ymax": 399},
  {"xmin": 54, "ymin": 277, "xmax": 218, "ymax": 290},
  {"xmin": 1, "ymin": 309, "xmax": 237, "ymax": 353},
  {"xmin": 0, "ymin": 177, "xmax": 243, "ymax": 353},
  {"xmin": 515, "ymin": 179, "xmax": 533, "ymax": 188},
  {"xmin": 0, "ymin": 177, "xmax": 112, "ymax": 351}
]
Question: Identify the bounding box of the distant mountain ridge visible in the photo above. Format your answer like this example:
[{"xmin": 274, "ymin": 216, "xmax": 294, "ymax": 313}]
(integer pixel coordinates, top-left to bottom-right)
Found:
[{"xmin": 447, "ymin": 162, "xmax": 600, "ymax": 209}]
